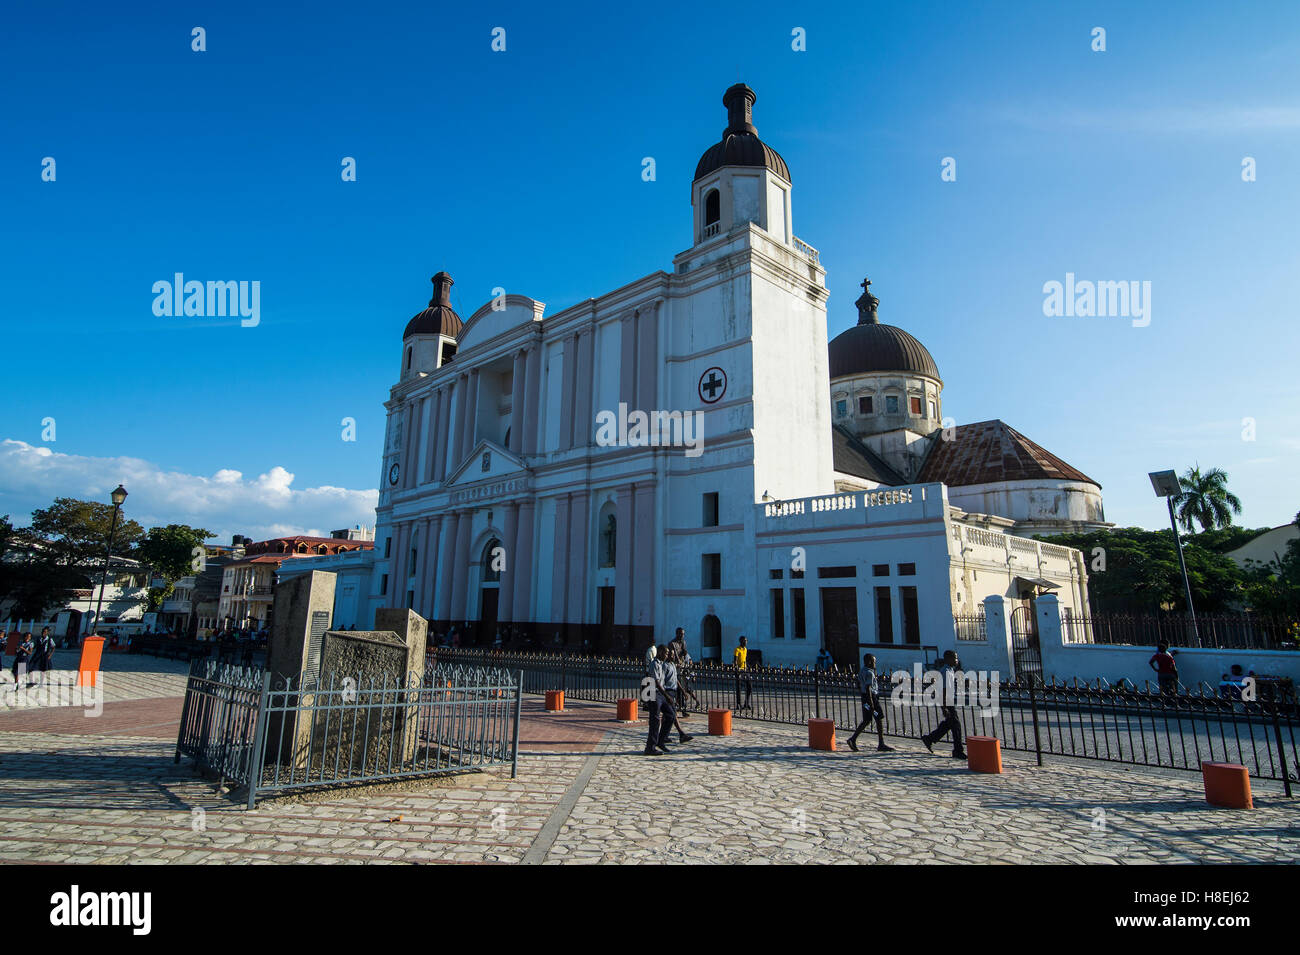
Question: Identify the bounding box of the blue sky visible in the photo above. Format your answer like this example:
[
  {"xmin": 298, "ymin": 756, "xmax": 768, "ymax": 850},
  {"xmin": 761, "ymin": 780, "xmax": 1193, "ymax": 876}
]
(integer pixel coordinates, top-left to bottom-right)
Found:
[{"xmin": 2, "ymin": 0, "xmax": 1298, "ymax": 541}]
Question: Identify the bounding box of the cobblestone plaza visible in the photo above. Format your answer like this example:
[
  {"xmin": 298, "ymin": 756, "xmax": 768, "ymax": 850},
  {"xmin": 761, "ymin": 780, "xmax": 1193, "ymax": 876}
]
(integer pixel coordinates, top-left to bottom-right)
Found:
[{"xmin": 0, "ymin": 655, "xmax": 1294, "ymax": 865}]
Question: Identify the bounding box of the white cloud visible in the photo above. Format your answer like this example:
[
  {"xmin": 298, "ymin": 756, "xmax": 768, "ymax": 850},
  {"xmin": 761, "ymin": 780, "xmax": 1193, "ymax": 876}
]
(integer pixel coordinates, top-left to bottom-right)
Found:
[{"xmin": 0, "ymin": 439, "xmax": 377, "ymax": 544}]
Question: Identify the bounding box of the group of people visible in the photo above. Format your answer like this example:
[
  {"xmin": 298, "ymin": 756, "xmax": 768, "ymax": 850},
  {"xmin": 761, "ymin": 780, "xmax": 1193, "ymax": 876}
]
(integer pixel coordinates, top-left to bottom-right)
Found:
[
  {"xmin": 641, "ymin": 636, "xmax": 971, "ymax": 759},
  {"xmin": 1, "ymin": 627, "xmax": 57, "ymax": 687},
  {"xmin": 641, "ymin": 628, "xmax": 702, "ymax": 755}
]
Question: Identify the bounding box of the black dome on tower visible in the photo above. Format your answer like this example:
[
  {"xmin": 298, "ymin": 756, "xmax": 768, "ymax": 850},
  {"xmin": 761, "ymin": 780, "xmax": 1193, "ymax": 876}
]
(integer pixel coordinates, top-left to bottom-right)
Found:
[
  {"xmin": 404, "ymin": 271, "xmax": 463, "ymax": 340},
  {"xmin": 694, "ymin": 84, "xmax": 791, "ymax": 183}
]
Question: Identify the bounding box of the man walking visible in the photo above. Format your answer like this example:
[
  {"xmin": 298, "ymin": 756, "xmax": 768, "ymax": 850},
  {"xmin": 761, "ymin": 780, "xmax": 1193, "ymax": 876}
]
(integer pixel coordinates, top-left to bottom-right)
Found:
[
  {"xmin": 32, "ymin": 627, "xmax": 55, "ymax": 686},
  {"xmin": 658, "ymin": 646, "xmax": 694, "ymax": 746},
  {"xmin": 668, "ymin": 627, "xmax": 701, "ymax": 716},
  {"xmin": 921, "ymin": 650, "xmax": 966, "ymax": 759},
  {"xmin": 1148, "ymin": 643, "xmax": 1179, "ymax": 696},
  {"xmin": 733, "ymin": 635, "xmax": 753, "ymax": 710},
  {"xmin": 847, "ymin": 653, "xmax": 892, "ymax": 752}
]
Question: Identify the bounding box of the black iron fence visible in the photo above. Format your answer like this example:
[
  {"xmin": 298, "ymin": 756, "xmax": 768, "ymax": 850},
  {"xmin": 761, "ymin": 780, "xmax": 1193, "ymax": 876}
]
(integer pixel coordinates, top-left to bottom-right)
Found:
[
  {"xmin": 431, "ymin": 648, "xmax": 1297, "ymax": 791},
  {"xmin": 1062, "ymin": 611, "xmax": 1297, "ymax": 651},
  {"xmin": 175, "ymin": 659, "xmax": 521, "ymax": 808}
]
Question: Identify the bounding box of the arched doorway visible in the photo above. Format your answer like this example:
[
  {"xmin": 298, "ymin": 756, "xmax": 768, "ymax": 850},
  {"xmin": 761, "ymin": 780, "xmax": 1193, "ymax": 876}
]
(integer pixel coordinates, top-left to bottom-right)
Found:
[
  {"xmin": 700, "ymin": 614, "xmax": 722, "ymax": 661},
  {"xmin": 477, "ymin": 537, "xmax": 501, "ymax": 646}
]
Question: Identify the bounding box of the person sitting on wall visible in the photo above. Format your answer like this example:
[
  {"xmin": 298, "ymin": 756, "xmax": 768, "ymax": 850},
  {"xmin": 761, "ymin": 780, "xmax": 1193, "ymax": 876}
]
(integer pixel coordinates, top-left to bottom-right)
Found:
[{"xmin": 815, "ymin": 646, "xmax": 833, "ymax": 671}]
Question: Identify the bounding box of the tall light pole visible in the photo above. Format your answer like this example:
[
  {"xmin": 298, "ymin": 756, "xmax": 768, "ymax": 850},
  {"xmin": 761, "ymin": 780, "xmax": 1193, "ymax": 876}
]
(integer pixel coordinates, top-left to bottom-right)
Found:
[
  {"xmin": 91, "ymin": 484, "xmax": 128, "ymax": 638},
  {"xmin": 1148, "ymin": 470, "xmax": 1199, "ymax": 644}
]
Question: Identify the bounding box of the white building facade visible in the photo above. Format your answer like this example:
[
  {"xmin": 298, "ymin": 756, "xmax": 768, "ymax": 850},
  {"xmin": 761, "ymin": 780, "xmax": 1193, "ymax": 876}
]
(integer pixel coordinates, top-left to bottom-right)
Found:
[{"xmin": 363, "ymin": 83, "xmax": 1093, "ymax": 671}]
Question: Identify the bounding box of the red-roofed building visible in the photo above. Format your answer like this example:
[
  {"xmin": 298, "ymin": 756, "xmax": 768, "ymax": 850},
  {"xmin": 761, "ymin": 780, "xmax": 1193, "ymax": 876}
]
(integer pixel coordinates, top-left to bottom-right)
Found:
[{"xmin": 217, "ymin": 535, "xmax": 374, "ymax": 630}]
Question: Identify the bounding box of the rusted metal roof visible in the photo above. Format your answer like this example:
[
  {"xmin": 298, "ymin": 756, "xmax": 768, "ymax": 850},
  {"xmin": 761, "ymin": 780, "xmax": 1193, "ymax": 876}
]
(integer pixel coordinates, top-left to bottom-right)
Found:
[{"xmin": 917, "ymin": 419, "xmax": 1099, "ymax": 487}]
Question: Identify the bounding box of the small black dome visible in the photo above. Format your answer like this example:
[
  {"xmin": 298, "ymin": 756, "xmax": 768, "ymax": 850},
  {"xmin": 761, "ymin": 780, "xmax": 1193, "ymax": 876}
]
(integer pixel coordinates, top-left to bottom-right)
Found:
[
  {"xmin": 694, "ymin": 84, "xmax": 791, "ymax": 183},
  {"xmin": 827, "ymin": 279, "xmax": 941, "ymax": 382},
  {"xmin": 403, "ymin": 271, "xmax": 463, "ymax": 340}
]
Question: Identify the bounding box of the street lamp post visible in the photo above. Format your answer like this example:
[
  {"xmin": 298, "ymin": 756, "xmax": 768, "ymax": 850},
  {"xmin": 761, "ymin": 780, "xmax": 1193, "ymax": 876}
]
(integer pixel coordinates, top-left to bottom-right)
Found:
[
  {"xmin": 91, "ymin": 484, "xmax": 128, "ymax": 638},
  {"xmin": 1148, "ymin": 470, "xmax": 1200, "ymax": 644}
]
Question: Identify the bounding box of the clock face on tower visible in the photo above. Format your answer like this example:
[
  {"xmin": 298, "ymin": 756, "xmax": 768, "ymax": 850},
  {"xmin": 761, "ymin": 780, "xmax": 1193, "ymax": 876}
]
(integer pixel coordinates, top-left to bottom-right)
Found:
[{"xmin": 388, "ymin": 462, "xmax": 400, "ymax": 486}]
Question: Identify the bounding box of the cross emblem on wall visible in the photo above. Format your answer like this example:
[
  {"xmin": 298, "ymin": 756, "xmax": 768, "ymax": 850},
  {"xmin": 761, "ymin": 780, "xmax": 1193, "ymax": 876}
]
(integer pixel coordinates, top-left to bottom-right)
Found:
[{"xmin": 698, "ymin": 366, "xmax": 727, "ymax": 404}]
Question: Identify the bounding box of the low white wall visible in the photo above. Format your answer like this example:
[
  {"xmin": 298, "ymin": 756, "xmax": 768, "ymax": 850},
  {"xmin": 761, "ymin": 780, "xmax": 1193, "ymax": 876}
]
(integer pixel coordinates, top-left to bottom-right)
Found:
[{"xmin": 1042, "ymin": 642, "xmax": 1300, "ymax": 689}]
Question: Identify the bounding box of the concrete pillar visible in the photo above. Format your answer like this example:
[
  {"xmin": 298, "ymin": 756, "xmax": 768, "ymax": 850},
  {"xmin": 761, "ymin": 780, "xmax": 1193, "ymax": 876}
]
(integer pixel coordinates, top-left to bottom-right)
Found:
[
  {"xmin": 632, "ymin": 483, "xmax": 655, "ymax": 629},
  {"xmin": 551, "ymin": 495, "xmax": 571, "ymax": 622},
  {"xmin": 450, "ymin": 511, "xmax": 473, "ymax": 622},
  {"xmin": 464, "ymin": 369, "xmax": 479, "ymax": 457},
  {"xmin": 567, "ymin": 490, "xmax": 590, "ymax": 624},
  {"xmin": 451, "ymin": 374, "xmax": 469, "ymax": 466},
  {"xmin": 511, "ymin": 500, "xmax": 535, "ymax": 622},
  {"xmin": 425, "ymin": 389, "xmax": 442, "ymax": 483},
  {"xmin": 1035, "ymin": 592, "xmax": 1064, "ymax": 683},
  {"xmin": 435, "ymin": 383, "xmax": 452, "ymax": 480},
  {"xmin": 983, "ymin": 594, "xmax": 1016, "ymax": 681},
  {"xmin": 436, "ymin": 511, "xmax": 459, "ymax": 620},
  {"xmin": 560, "ymin": 333, "xmax": 577, "ymax": 449},
  {"xmin": 413, "ymin": 518, "xmax": 432, "ymax": 615},
  {"xmin": 575, "ymin": 329, "xmax": 594, "ymax": 447},
  {"xmin": 636, "ymin": 304, "xmax": 658, "ymax": 411},
  {"xmin": 522, "ymin": 346, "xmax": 541, "ymax": 455},
  {"xmin": 619, "ymin": 314, "xmax": 636, "ymax": 410},
  {"xmin": 614, "ymin": 486, "xmax": 633, "ymax": 626},
  {"xmin": 509, "ymin": 350, "xmax": 526, "ymax": 454},
  {"xmin": 390, "ymin": 522, "xmax": 409, "ymax": 607},
  {"xmin": 498, "ymin": 502, "xmax": 519, "ymax": 622}
]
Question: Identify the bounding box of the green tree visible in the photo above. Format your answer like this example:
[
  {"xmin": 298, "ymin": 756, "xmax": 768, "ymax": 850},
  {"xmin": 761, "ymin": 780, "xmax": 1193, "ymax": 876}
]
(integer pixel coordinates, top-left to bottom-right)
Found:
[
  {"xmin": 1172, "ymin": 465, "xmax": 1243, "ymax": 533},
  {"xmin": 136, "ymin": 524, "xmax": 213, "ymax": 612},
  {"xmin": 0, "ymin": 514, "xmax": 89, "ymax": 620},
  {"xmin": 28, "ymin": 497, "xmax": 145, "ymax": 566},
  {"xmin": 1042, "ymin": 526, "xmax": 1246, "ymax": 613}
]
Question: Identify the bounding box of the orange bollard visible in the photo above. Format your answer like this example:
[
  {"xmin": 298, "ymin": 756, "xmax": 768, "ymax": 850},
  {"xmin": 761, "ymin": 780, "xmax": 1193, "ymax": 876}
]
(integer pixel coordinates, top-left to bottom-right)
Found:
[
  {"xmin": 616, "ymin": 698, "xmax": 638, "ymax": 722},
  {"xmin": 707, "ymin": 708, "xmax": 732, "ymax": 736},
  {"xmin": 544, "ymin": 690, "xmax": 564, "ymax": 712},
  {"xmin": 966, "ymin": 736, "xmax": 1003, "ymax": 773},
  {"xmin": 808, "ymin": 717, "xmax": 836, "ymax": 751},
  {"xmin": 76, "ymin": 636, "xmax": 105, "ymax": 688},
  {"xmin": 1202, "ymin": 762, "xmax": 1253, "ymax": 809}
]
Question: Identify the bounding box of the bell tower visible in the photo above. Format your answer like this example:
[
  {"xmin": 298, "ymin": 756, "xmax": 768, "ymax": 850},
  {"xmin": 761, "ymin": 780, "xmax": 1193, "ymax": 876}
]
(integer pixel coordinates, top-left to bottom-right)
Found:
[{"xmin": 689, "ymin": 84, "xmax": 793, "ymax": 249}]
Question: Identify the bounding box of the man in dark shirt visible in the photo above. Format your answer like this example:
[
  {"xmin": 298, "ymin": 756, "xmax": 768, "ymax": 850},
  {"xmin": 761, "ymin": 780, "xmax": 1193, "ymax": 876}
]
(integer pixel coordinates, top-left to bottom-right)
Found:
[
  {"xmin": 922, "ymin": 650, "xmax": 967, "ymax": 759},
  {"xmin": 847, "ymin": 653, "xmax": 892, "ymax": 753}
]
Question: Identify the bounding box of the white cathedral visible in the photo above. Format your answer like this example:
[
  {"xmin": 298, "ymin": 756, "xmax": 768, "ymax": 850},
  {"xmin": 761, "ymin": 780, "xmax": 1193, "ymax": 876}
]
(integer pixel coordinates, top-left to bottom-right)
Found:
[{"xmin": 318, "ymin": 84, "xmax": 1110, "ymax": 669}]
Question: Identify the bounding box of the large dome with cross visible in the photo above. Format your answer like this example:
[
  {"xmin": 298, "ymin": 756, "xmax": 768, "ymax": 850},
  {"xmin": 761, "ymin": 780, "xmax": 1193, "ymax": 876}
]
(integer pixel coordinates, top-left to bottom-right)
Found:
[{"xmin": 828, "ymin": 279, "xmax": 940, "ymax": 382}]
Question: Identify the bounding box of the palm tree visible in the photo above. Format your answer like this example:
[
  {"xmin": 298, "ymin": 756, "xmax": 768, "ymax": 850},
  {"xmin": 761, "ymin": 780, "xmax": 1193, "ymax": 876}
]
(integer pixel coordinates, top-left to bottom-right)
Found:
[{"xmin": 1172, "ymin": 465, "xmax": 1243, "ymax": 532}]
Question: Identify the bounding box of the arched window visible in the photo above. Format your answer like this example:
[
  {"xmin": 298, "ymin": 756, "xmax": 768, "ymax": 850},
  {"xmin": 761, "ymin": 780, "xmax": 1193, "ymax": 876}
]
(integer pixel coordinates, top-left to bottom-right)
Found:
[
  {"xmin": 704, "ymin": 189, "xmax": 720, "ymax": 230},
  {"xmin": 296, "ymin": 543, "xmax": 307, "ymax": 554},
  {"xmin": 482, "ymin": 538, "xmax": 502, "ymax": 583},
  {"xmin": 600, "ymin": 514, "xmax": 616, "ymax": 568},
  {"xmin": 406, "ymin": 347, "xmax": 413, "ymax": 370}
]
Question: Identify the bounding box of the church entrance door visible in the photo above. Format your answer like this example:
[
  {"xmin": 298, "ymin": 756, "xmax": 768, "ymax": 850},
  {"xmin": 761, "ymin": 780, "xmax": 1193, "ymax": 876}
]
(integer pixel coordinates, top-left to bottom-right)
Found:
[
  {"xmin": 819, "ymin": 587, "xmax": 859, "ymax": 667},
  {"xmin": 700, "ymin": 614, "xmax": 721, "ymax": 661},
  {"xmin": 597, "ymin": 587, "xmax": 615, "ymax": 654},
  {"xmin": 477, "ymin": 589, "xmax": 499, "ymax": 646}
]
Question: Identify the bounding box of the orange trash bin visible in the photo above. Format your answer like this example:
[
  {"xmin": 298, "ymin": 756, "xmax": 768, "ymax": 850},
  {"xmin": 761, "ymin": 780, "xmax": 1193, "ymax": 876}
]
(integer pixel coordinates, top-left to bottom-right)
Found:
[
  {"xmin": 707, "ymin": 708, "xmax": 732, "ymax": 736},
  {"xmin": 966, "ymin": 735, "xmax": 1003, "ymax": 773},
  {"xmin": 1202, "ymin": 762, "xmax": 1253, "ymax": 809},
  {"xmin": 77, "ymin": 636, "xmax": 105, "ymax": 688},
  {"xmin": 544, "ymin": 690, "xmax": 564, "ymax": 712},
  {"xmin": 616, "ymin": 698, "xmax": 638, "ymax": 722},
  {"xmin": 808, "ymin": 717, "xmax": 836, "ymax": 751}
]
